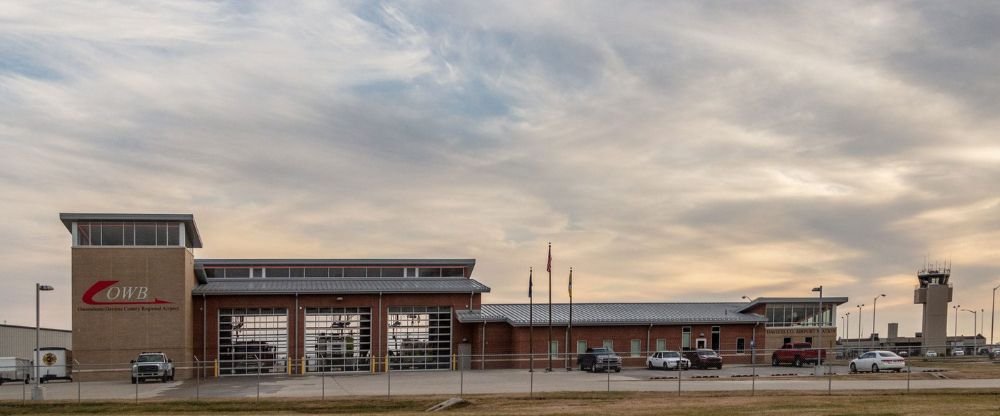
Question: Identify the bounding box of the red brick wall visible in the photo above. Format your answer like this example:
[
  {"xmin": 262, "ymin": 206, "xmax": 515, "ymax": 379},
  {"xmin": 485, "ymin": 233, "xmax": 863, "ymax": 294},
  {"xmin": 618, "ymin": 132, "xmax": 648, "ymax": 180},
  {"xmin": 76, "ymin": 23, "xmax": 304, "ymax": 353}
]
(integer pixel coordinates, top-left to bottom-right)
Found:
[{"xmin": 468, "ymin": 322, "xmax": 764, "ymax": 368}]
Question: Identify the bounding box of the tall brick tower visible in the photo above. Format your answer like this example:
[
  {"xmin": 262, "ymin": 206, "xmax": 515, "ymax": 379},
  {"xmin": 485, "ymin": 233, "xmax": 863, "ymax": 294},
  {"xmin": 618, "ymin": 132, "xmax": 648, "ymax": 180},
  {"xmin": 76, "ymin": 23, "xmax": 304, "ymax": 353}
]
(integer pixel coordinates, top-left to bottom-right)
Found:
[{"xmin": 913, "ymin": 262, "xmax": 952, "ymax": 355}]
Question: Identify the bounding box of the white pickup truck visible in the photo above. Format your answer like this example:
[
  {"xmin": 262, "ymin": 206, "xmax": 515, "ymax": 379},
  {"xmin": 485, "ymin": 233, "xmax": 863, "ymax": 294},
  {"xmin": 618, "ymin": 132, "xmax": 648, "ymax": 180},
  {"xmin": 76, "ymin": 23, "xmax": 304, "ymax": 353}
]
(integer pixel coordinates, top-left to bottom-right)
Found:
[{"xmin": 130, "ymin": 352, "xmax": 175, "ymax": 383}]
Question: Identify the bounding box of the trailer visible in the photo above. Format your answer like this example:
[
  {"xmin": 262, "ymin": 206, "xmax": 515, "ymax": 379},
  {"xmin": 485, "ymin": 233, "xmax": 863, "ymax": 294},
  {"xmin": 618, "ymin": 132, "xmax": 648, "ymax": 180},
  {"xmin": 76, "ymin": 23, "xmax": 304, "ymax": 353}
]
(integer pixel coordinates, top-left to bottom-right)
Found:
[
  {"xmin": 0, "ymin": 357, "xmax": 31, "ymax": 385},
  {"xmin": 34, "ymin": 347, "xmax": 73, "ymax": 383}
]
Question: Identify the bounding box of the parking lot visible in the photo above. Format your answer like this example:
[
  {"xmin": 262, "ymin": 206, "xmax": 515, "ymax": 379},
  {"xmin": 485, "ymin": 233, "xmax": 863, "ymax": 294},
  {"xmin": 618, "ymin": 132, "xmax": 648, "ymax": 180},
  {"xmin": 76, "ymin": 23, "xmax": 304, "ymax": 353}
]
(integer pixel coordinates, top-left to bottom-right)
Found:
[{"xmin": 4, "ymin": 362, "xmax": 998, "ymax": 402}]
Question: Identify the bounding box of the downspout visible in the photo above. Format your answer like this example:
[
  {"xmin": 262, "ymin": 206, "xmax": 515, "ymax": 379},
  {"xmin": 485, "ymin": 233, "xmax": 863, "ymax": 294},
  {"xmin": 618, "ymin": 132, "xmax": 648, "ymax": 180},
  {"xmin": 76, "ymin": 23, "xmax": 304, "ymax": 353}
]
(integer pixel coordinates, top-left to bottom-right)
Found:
[
  {"xmin": 202, "ymin": 293, "xmax": 207, "ymax": 378},
  {"xmin": 294, "ymin": 293, "xmax": 299, "ymax": 374},
  {"xmin": 481, "ymin": 321, "xmax": 487, "ymax": 370},
  {"xmin": 378, "ymin": 292, "xmax": 383, "ymax": 372}
]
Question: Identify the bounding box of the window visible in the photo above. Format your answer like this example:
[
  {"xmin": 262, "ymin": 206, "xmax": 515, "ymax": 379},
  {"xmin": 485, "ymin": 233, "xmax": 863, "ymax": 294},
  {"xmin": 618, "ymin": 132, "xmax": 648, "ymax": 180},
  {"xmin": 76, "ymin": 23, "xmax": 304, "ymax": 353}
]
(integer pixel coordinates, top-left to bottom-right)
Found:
[
  {"xmin": 550, "ymin": 341, "xmax": 559, "ymax": 357},
  {"xmin": 366, "ymin": 268, "xmax": 381, "ymax": 277},
  {"xmin": 419, "ymin": 268, "xmax": 442, "ymax": 278},
  {"xmin": 656, "ymin": 339, "xmax": 666, "ymax": 352},
  {"xmin": 381, "ymin": 268, "xmax": 404, "ymax": 277},
  {"xmin": 226, "ymin": 268, "xmax": 250, "ymax": 278},
  {"xmin": 681, "ymin": 327, "xmax": 691, "ymax": 350},
  {"xmin": 805, "ymin": 337, "xmax": 813, "ymax": 344},
  {"xmin": 630, "ymin": 339, "xmax": 641, "ymax": 357},
  {"xmin": 289, "ymin": 268, "xmax": 305, "ymax": 278},
  {"xmin": 329, "ymin": 268, "xmax": 344, "ymax": 278},
  {"xmin": 577, "ymin": 340, "xmax": 588, "ymax": 354},
  {"xmin": 344, "ymin": 268, "xmax": 366, "ymax": 278},
  {"xmin": 783, "ymin": 337, "xmax": 792, "ymax": 345},
  {"xmin": 603, "ymin": 339, "xmax": 614, "ymax": 350},
  {"xmin": 441, "ymin": 268, "xmax": 465, "ymax": 277},
  {"xmin": 711, "ymin": 326, "xmax": 721, "ymax": 351},
  {"xmin": 387, "ymin": 306, "xmax": 452, "ymax": 370},
  {"xmin": 736, "ymin": 338, "xmax": 745, "ymax": 354},
  {"xmin": 267, "ymin": 268, "xmax": 290, "ymax": 278},
  {"xmin": 304, "ymin": 268, "xmax": 328, "ymax": 278},
  {"xmin": 252, "ymin": 268, "xmax": 263, "ymax": 278}
]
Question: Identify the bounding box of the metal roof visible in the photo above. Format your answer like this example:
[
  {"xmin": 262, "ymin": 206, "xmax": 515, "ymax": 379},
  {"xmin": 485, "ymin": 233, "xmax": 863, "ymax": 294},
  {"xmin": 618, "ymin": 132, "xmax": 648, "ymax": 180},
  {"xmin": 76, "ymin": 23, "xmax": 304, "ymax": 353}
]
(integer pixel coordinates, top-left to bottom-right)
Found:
[
  {"xmin": 738, "ymin": 297, "xmax": 849, "ymax": 313},
  {"xmin": 59, "ymin": 213, "xmax": 203, "ymax": 248},
  {"xmin": 192, "ymin": 278, "xmax": 491, "ymax": 295},
  {"xmin": 458, "ymin": 303, "xmax": 766, "ymax": 326}
]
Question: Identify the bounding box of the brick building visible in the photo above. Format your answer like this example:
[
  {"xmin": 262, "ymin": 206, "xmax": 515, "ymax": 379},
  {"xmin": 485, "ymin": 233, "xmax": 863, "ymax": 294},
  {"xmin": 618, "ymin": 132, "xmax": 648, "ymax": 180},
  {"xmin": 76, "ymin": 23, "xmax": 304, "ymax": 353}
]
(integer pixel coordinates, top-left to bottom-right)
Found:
[{"xmin": 59, "ymin": 213, "xmax": 846, "ymax": 380}]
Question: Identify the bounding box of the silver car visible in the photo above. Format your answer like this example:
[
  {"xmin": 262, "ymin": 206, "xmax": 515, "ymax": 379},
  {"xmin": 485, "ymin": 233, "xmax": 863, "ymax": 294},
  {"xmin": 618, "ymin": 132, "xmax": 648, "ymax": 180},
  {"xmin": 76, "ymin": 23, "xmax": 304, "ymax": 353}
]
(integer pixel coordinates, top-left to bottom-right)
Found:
[{"xmin": 646, "ymin": 350, "xmax": 690, "ymax": 370}]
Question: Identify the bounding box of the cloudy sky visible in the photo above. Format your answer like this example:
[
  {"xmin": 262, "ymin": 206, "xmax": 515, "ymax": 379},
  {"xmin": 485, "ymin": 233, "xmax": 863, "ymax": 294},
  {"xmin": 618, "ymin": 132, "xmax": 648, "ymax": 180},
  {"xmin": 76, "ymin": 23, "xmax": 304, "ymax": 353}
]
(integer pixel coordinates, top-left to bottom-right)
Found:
[{"xmin": 1, "ymin": 1, "xmax": 998, "ymax": 339}]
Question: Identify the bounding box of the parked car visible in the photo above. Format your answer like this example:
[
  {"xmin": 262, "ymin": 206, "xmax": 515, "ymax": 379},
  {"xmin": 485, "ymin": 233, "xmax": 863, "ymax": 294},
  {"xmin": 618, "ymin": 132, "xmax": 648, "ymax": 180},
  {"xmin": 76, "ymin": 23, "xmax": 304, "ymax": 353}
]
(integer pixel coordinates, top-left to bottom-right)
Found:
[
  {"xmin": 683, "ymin": 349, "xmax": 723, "ymax": 369},
  {"xmin": 991, "ymin": 348, "xmax": 1000, "ymax": 359},
  {"xmin": 646, "ymin": 351, "xmax": 690, "ymax": 370},
  {"xmin": 896, "ymin": 350, "xmax": 909, "ymax": 357},
  {"xmin": 131, "ymin": 352, "xmax": 175, "ymax": 383},
  {"xmin": 952, "ymin": 349, "xmax": 965, "ymax": 357},
  {"xmin": 925, "ymin": 350, "xmax": 938, "ymax": 357},
  {"xmin": 577, "ymin": 347, "xmax": 622, "ymax": 373},
  {"xmin": 771, "ymin": 342, "xmax": 823, "ymax": 367},
  {"xmin": 850, "ymin": 350, "xmax": 905, "ymax": 373}
]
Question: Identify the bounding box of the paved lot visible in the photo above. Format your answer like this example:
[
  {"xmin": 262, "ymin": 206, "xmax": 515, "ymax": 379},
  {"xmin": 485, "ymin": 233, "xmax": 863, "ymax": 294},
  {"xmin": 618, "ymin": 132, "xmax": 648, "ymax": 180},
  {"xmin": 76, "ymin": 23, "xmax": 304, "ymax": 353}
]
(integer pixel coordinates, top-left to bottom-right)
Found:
[{"xmin": 2, "ymin": 365, "xmax": 996, "ymax": 401}]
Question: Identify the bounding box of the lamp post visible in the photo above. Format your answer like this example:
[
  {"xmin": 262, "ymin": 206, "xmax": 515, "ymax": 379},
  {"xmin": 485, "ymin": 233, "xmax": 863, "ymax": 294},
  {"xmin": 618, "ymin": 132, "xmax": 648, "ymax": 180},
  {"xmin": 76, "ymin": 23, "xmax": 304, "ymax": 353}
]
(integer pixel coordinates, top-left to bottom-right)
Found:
[
  {"xmin": 856, "ymin": 304, "xmax": 864, "ymax": 352},
  {"xmin": 34, "ymin": 283, "xmax": 54, "ymax": 400},
  {"xmin": 840, "ymin": 315, "xmax": 846, "ymax": 340},
  {"xmin": 962, "ymin": 309, "xmax": 977, "ymax": 354},
  {"xmin": 812, "ymin": 286, "xmax": 823, "ymax": 367},
  {"xmin": 992, "ymin": 285, "xmax": 999, "ymax": 346},
  {"xmin": 845, "ymin": 312, "xmax": 850, "ymax": 355},
  {"xmin": 872, "ymin": 294, "xmax": 886, "ymax": 341},
  {"xmin": 953, "ymin": 304, "xmax": 961, "ymax": 338}
]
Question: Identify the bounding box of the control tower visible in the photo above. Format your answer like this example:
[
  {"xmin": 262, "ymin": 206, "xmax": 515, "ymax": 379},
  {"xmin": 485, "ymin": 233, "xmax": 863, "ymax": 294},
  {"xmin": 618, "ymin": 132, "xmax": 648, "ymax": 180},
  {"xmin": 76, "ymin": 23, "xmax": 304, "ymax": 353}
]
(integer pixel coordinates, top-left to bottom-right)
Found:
[{"xmin": 913, "ymin": 262, "xmax": 952, "ymax": 355}]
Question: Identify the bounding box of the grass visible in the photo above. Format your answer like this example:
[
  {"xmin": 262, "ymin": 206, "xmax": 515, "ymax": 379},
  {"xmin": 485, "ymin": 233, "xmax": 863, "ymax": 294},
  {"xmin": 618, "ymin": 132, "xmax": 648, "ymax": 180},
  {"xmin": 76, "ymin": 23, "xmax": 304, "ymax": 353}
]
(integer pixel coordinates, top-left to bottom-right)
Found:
[{"xmin": 1, "ymin": 390, "xmax": 998, "ymax": 415}]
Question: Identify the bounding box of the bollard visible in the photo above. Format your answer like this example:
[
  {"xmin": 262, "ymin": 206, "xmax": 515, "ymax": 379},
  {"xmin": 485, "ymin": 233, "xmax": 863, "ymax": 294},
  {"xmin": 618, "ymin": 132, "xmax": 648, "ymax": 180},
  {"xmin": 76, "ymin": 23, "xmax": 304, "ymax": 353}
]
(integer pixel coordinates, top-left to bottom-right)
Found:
[{"xmin": 529, "ymin": 368, "xmax": 534, "ymax": 399}]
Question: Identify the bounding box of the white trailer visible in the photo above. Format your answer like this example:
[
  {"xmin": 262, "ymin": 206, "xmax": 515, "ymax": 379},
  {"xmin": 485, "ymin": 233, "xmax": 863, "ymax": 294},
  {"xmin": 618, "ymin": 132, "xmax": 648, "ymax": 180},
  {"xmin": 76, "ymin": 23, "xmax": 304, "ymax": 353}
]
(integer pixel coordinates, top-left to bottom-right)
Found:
[
  {"xmin": 34, "ymin": 347, "xmax": 73, "ymax": 383},
  {"xmin": 0, "ymin": 357, "xmax": 31, "ymax": 385}
]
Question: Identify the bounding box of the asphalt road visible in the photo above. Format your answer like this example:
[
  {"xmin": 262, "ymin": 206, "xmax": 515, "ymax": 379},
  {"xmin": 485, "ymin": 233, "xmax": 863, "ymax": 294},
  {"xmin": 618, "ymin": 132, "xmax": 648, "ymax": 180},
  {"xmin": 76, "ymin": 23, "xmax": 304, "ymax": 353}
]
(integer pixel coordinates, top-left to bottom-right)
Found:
[{"xmin": 2, "ymin": 365, "xmax": 996, "ymax": 401}]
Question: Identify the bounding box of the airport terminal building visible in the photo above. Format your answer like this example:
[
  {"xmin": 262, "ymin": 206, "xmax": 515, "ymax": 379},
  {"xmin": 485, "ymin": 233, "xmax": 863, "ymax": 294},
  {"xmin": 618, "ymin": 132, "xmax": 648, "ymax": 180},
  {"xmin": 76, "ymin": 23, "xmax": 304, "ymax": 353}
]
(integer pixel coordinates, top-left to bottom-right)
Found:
[{"xmin": 60, "ymin": 213, "xmax": 845, "ymax": 380}]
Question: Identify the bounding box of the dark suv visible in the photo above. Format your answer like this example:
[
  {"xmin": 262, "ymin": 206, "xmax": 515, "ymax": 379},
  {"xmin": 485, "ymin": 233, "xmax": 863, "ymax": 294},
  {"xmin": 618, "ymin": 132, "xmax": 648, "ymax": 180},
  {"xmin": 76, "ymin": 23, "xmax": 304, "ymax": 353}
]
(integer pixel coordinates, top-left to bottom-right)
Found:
[
  {"xmin": 683, "ymin": 349, "xmax": 723, "ymax": 369},
  {"xmin": 577, "ymin": 347, "xmax": 622, "ymax": 373}
]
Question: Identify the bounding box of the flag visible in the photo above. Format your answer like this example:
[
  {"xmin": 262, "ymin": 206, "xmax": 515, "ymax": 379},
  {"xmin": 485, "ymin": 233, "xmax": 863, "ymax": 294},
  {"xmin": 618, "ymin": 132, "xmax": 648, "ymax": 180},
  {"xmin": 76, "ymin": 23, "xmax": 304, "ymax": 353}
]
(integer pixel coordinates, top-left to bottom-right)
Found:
[
  {"xmin": 546, "ymin": 243, "xmax": 552, "ymax": 273},
  {"xmin": 568, "ymin": 267, "xmax": 573, "ymax": 298},
  {"xmin": 528, "ymin": 267, "xmax": 533, "ymax": 298}
]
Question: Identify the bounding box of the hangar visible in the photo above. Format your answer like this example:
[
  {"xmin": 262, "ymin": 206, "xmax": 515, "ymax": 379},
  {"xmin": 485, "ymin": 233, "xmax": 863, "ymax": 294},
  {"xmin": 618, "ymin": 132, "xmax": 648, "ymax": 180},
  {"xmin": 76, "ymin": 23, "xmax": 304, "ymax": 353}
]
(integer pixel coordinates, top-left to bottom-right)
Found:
[{"xmin": 59, "ymin": 213, "xmax": 845, "ymax": 380}]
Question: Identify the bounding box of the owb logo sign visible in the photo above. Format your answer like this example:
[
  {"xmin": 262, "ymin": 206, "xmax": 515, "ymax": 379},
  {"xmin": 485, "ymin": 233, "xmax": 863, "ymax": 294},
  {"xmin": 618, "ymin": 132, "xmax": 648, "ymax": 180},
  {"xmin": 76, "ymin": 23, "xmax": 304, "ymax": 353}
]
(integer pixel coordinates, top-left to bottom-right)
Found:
[{"xmin": 82, "ymin": 280, "xmax": 171, "ymax": 305}]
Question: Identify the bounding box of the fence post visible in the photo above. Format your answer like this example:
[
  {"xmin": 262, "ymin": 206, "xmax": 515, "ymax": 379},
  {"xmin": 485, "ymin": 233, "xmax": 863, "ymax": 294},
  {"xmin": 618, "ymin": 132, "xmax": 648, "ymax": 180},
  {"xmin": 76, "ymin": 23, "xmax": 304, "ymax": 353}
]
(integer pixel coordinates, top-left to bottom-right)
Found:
[
  {"xmin": 387, "ymin": 356, "xmax": 392, "ymax": 399},
  {"xmin": 193, "ymin": 357, "xmax": 200, "ymax": 401},
  {"xmin": 607, "ymin": 368, "xmax": 611, "ymax": 392},
  {"xmin": 751, "ymin": 361, "xmax": 756, "ymax": 396},
  {"xmin": 677, "ymin": 366, "xmax": 682, "ymax": 396},
  {"xmin": 827, "ymin": 363, "xmax": 832, "ymax": 395},
  {"xmin": 529, "ymin": 365, "xmax": 534, "ymax": 399},
  {"xmin": 906, "ymin": 363, "xmax": 910, "ymax": 393},
  {"xmin": 135, "ymin": 369, "xmax": 139, "ymax": 404},
  {"xmin": 22, "ymin": 379, "xmax": 26, "ymax": 403},
  {"xmin": 73, "ymin": 359, "xmax": 81, "ymax": 404},
  {"xmin": 256, "ymin": 355, "xmax": 261, "ymax": 403},
  {"xmin": 459, "ymin": 353, "xmax": 464, "ymax": 397}
]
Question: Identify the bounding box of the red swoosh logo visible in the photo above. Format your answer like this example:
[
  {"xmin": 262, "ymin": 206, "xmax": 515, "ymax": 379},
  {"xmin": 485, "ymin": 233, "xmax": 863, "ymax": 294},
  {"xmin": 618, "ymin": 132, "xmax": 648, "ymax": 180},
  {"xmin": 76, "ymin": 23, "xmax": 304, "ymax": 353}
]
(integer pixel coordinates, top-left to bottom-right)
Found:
[{"xmin": 82, "ymin": 280, "xmax": 171, "ymax": 305}]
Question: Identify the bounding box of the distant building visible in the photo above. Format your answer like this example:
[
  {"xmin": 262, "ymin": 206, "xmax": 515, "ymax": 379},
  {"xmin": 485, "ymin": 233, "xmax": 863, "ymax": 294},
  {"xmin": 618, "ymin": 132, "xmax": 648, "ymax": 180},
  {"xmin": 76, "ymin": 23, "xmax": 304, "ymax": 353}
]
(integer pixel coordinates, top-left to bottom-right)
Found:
[
  {"xmin": 0, "ymin": 324, "xmax": 72, "ymax": 359},
  {"xmin": 914, "ymin": 263, "xmax": 952, "ymax": 355}
]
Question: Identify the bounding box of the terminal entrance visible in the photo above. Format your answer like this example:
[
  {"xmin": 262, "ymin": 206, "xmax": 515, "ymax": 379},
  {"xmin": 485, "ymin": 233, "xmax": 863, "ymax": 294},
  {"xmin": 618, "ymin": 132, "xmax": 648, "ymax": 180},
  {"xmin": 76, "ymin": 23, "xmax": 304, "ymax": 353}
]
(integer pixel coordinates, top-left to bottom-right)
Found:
[
  {"xmin": 218, "ymin": 308, "xmax": 289, "ymax": 375},
  {"xmin": 387, "ymin": 306, "xmax": 452, "ymax": 370},
  {"xmin": 304, "ymin": 307, "xmax": 372, "ymax": 373}
]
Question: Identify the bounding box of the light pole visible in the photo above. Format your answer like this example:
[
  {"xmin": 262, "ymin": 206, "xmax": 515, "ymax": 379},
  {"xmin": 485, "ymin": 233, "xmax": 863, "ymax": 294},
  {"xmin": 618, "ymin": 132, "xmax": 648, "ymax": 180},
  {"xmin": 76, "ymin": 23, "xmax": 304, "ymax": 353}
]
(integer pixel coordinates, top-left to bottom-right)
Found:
[
  {"xmin": 812, "ymin": 286, "xmax": 823, "ymax": 367},
  {"xmin": 962, "ymin": 309, "xmax": 977, "ymax": 354},
  {"xmin": 872, "ymin": 294, "xmax": 886, "ymax": 341},
  {"xmin": 34, "ymin": 283, "xmax": 54, "ymax": 400},
  {"xmin": 845, "ymin": 312, "xmax": 850, "ymax": 355},
  {"xmin": 953, "ymin": 304, "xmax": 961, "ymax": 338},
  {"xmin": 992, "ymin": 285, "xmax": 999, "ymax": 346},
  {"xmin": 856, "ymin": 304, "xmax": 864, "ymax": 352},
  {"xmin": 840, "ymin": 315, "xmax": 846, "ymax": 340}
]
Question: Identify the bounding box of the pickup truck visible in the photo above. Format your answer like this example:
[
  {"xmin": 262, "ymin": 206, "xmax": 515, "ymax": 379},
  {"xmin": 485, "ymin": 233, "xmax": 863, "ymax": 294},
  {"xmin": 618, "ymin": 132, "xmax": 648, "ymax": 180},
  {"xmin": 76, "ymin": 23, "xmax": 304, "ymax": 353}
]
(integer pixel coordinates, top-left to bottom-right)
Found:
[
  {"xmin": 130, "ymin": 352, "xmax": 175, "ymax": 383},
  {"xmin": 771, "ymin": 342, "xmax": 824, "ymax": 367},
  {"xmin": 577, "ymin": 347, "xmax": 622, "ymax": 373}
]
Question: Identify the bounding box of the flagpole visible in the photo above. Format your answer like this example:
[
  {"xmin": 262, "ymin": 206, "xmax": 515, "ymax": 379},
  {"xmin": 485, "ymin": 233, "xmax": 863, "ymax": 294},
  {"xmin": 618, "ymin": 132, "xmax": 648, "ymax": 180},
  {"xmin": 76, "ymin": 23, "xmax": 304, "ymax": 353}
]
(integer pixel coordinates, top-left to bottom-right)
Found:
[
  {"xmin": 547, "ymin": 242, "xmax": 553, "ymax": 372},
  {"xmin": 566, "ymin": 267, "xmax": 573, "ymax": 371},
  {"xmin": 529, "ymin": 267, "xmax": 534, "ymax": 373}
]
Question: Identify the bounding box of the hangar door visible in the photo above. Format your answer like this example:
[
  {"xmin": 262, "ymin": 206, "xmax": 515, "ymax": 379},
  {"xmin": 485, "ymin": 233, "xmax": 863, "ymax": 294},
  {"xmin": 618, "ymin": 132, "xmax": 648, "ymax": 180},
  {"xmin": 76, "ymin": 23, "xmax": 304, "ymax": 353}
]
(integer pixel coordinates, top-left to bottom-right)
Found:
[
  {"xmin": 218, "ymin": 308, "xmax": 289, "ymax": 376},
  {"xmin": 387, "ymin": 306, "xmax": 452, "ymax": 370},
  {"xmin": 304, "ymin": 307, "xmax": 372, "ymax": 373}
]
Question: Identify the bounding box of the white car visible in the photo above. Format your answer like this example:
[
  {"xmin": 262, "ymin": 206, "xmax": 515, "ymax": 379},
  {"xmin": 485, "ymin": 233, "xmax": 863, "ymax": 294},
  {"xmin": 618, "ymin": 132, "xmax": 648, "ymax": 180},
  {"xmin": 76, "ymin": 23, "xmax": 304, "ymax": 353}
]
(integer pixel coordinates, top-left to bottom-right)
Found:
[
  {"xmin": 646, "ymin": 350, "xmax": 690, "ymax": 370},
  {"xmin": 850, "ymin": 350, "xmax": 905, "ymax": 373},
  {"xmin": 925, "ymin": 350, "xmax": 938, "ymax": 357},
  {"xmin": 952, "ymin": 349, "xmax": 965, "ymax": 356}
]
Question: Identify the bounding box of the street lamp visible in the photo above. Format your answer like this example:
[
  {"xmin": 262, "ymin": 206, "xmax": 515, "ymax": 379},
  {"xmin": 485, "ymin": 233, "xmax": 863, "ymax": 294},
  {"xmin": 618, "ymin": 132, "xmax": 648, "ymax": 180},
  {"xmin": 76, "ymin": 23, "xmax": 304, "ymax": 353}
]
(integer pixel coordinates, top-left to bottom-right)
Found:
[
  {"xmin": 845, "ymin": 312, "xmax": 851, "ymax": 354},
  {"xmin": 872, "ymin": 294, "xmax": 886, "ymax": 340},
  {"xmin": 840, "ymin": 315, "xmax": 846, "ymax": 340},
  {"xmin": 856, "ymin": 304, "xmax": 865, "ymax": 352},
  {"xmin": 34, "ymin": 283, "xmax": 54, "ymax": 400},
  {"xmin": 992, "ymin": 285, "xmax": 999, "ymax": 346},
  {"xmin": 741, "ymin": 295, "xmax": 753, "ymax": 302},
  {"xmin": 812, "ymin": 286, "xmax": 823, "ymax": 367},
  {"xmin": 953, "ymin": 304, "xmax": 961, "ymax": 338},
  {"xmin": 961, "ymin": 309, "xmax": 977, "ymax": 355}
]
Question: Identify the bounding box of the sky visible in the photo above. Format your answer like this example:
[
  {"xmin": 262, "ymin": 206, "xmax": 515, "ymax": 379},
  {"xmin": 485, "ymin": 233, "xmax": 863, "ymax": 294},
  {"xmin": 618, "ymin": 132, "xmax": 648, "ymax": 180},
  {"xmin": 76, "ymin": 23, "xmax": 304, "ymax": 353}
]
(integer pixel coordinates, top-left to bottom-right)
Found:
[{"xmin": 1, "ymin": 1, "xmax": 998, "ymax": 340}]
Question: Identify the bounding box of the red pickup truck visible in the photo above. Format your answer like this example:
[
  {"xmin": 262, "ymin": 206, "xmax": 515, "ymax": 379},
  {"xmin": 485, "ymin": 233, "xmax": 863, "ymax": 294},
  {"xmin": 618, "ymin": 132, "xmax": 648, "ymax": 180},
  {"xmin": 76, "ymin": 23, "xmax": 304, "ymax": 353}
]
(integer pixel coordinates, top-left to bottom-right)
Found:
[{"xmin": 771, "ymin": 342, "xmax": 824, "ymax": 367}]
